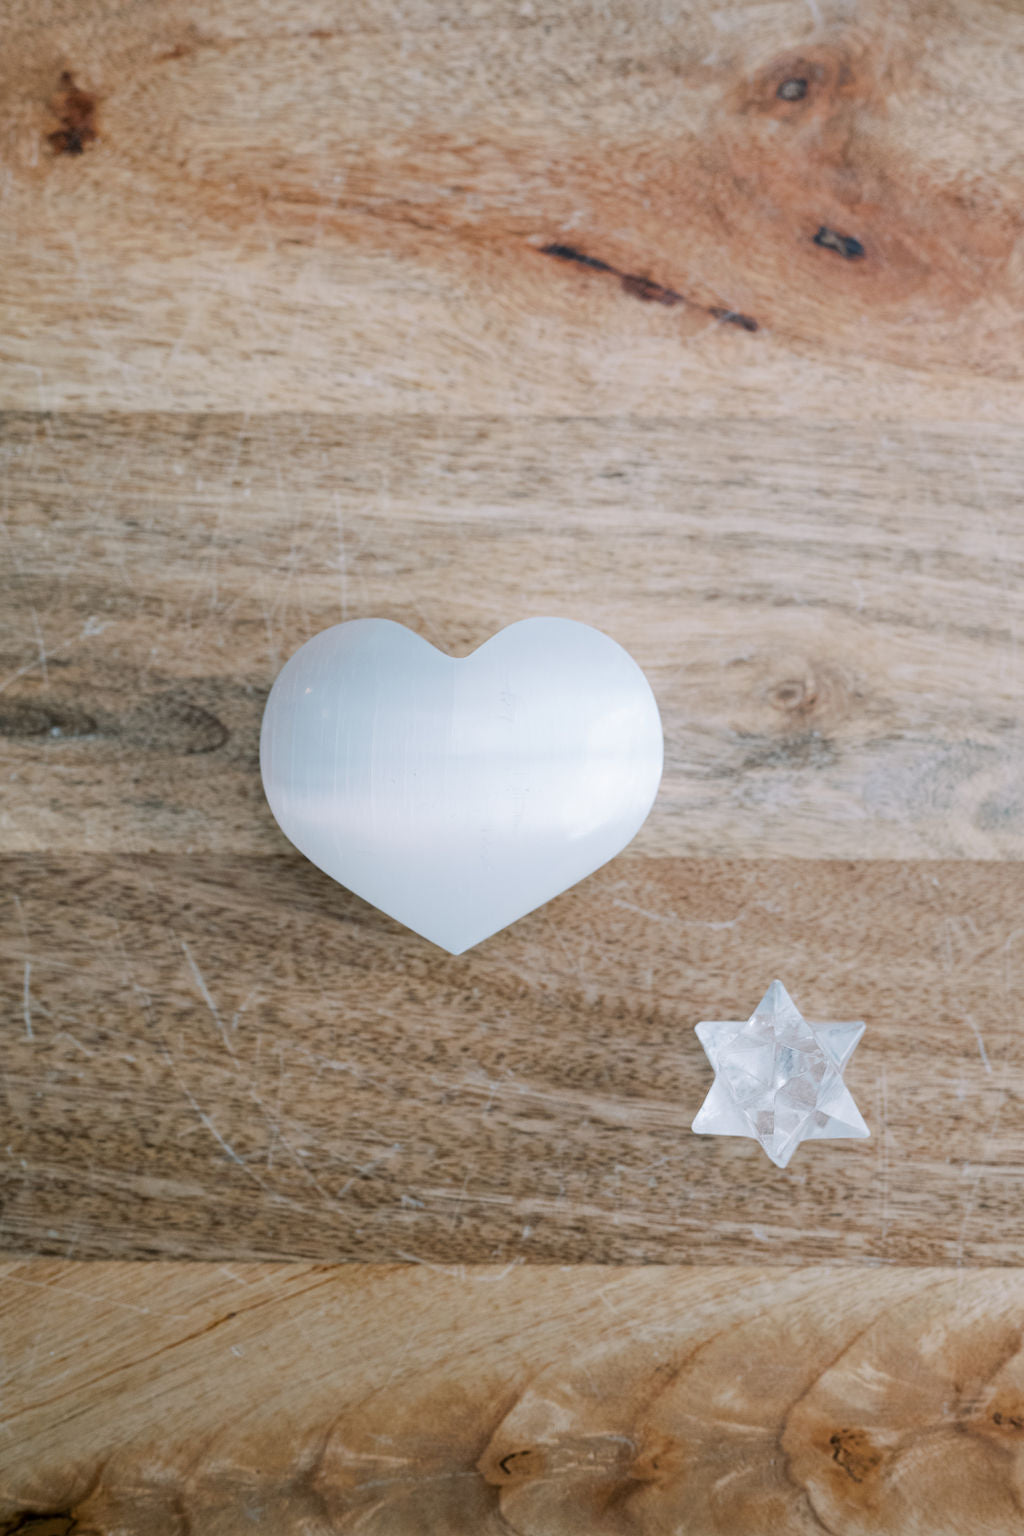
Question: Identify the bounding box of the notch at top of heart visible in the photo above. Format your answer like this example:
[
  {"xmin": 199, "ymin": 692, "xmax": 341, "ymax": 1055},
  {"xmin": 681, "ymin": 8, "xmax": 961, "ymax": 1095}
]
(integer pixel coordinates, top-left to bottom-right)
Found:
[{"xmin": 260, "ymin": 617, "xmax": 664, "ymax": 953}]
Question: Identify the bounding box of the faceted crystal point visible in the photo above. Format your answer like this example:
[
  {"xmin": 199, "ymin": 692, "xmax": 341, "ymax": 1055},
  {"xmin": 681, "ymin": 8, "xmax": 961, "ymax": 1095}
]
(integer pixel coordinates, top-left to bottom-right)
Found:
[{"xmin": 692, "ymin": 980, "xmax": 869, "ymax": 1169}]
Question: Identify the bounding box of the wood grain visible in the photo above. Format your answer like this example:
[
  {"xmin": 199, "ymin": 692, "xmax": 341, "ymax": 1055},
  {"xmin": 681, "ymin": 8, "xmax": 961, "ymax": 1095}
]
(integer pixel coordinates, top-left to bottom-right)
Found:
[
  {"xmin": 3, "ymin": 412, "xmax": 1024, "ymax": 861},
  {"xmin": 1, "ymin": 0, "xmax": 1024, "ymax": 1284},
  {"xmin": 4, "ymin": 1261, "xmax": 1024, "ymax": 1534},
  {"xmin": 3, "ymin": 852, "xmax": 1023, "ymax": 1264},
  {"xmin": 3, "ymin": 0, "xmax": 1024, "ymax": 1268},
  {"xmin": 2, "ymin": 0, "xmax": 1024, "ymax": 423},
  {"xmin": 5, "ymin": 0, "xmax": 1024, "ymax": 1518}
]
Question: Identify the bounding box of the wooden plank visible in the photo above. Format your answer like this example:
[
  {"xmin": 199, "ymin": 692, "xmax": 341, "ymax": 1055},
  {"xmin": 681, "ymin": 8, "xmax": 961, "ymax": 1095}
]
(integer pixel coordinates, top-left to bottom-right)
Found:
[
  {"xmin": 1, "ymin": 1, "xmax": 1023, "ymax": 421},
  {"xmin": 3, "ymin": 1261, "xmax": 1024, "ymax": 1533},
  {"xmin": 2, "ymin": 853, "xmax": 1022, "ymax": 1264},
  {"xmin": 3, "ymin": 412, "xmax": 1023, "ymax": 860},
  {"xmin": 4, "ymin": 0, "xmax": 1024, "ymax": 1519}
]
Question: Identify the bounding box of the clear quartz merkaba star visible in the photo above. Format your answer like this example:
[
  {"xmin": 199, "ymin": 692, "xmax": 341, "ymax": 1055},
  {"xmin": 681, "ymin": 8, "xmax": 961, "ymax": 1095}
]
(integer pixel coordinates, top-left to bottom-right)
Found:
[{"xmin": 692, "ymin": 980, "xmax": 869, "ymax": 1169}]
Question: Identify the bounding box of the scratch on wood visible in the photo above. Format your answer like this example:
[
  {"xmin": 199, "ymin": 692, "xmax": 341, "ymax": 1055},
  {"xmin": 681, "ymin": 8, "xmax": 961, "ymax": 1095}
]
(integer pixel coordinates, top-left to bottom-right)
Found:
[
  {"xmin": 180, "ymin": 939, "xmax": 232, "ymax": 1055},
  {"xmin": 177, "ymin": 1080, "xmax": 261, "ymax": 1182},
  {"xmin": 965, "ymin": 1013, "xmax": 993, "ymax": 1074},
  {"xmin": 22, "ymin": 961, "xmax": 33, "ymax": 1041},
  {"xmin": 0, "ymin": 1268, "xmax": 157, "ymax": 1318}
]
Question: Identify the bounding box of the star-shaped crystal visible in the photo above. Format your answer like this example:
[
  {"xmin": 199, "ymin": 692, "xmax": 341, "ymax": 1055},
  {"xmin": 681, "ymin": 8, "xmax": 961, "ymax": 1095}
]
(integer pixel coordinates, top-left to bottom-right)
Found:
[{"xmin": 692, "ymin": 980, "xmax": 869, "ymax": 1169}]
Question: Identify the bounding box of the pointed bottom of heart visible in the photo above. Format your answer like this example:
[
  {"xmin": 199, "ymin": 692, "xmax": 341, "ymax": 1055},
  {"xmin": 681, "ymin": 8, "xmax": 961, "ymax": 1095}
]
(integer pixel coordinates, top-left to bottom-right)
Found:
[{"xmin": 302, "ymin": 846, "xmax": 616, "ymax": 955}]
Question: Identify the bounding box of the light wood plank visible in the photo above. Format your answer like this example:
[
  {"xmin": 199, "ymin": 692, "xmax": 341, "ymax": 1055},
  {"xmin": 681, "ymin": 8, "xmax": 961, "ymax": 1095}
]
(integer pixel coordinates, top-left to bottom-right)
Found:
[
  {"xmin": 3, "ymin": 413, "xmax": 1023, "ymax": 859},
  {"xmin": 1, "ymin": 1, "xmax": 1023, "ymax": 419},
  {"xmin": 2, "ymin": 854, "xmax": 1022, "ymax": 1264},
  {"xmin": 3, "ymin": 1262, "xmax": 1024, "ymax": 1533}
]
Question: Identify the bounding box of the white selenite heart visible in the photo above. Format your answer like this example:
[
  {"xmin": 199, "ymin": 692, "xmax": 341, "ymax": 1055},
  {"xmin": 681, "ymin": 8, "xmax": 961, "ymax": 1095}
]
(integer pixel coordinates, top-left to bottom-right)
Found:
[{"xmin": 260, "ymin": 618, "xmax": 663, "ymax": 953}]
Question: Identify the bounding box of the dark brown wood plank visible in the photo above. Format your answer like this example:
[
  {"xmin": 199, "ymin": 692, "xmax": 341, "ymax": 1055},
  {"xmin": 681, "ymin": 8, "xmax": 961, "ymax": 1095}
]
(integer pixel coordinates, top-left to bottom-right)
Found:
[{"xmin": 2, "ymin": 853, "xmax": 1021, "ymax": 1264}]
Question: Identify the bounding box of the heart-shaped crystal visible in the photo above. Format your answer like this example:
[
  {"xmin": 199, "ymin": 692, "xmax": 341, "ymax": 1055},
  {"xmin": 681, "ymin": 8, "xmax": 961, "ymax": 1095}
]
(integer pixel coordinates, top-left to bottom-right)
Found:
[{"xmin": 260, "ymin": 618, "xmax": 663, "ymax": 952}]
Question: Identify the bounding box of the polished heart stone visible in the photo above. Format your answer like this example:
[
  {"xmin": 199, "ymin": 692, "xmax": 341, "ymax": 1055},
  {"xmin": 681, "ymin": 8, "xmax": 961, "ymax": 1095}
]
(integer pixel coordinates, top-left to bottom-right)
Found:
[{"xmin": 260, "ymin": 617, "xmax": 663, "ymax": 953}]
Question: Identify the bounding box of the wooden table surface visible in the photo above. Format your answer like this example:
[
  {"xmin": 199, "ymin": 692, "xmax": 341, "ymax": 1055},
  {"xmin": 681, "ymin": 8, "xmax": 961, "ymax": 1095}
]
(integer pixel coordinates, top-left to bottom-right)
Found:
[{"xmin": 3, "ymin": 0, "xmax": 1024, "ymax": 1529}]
